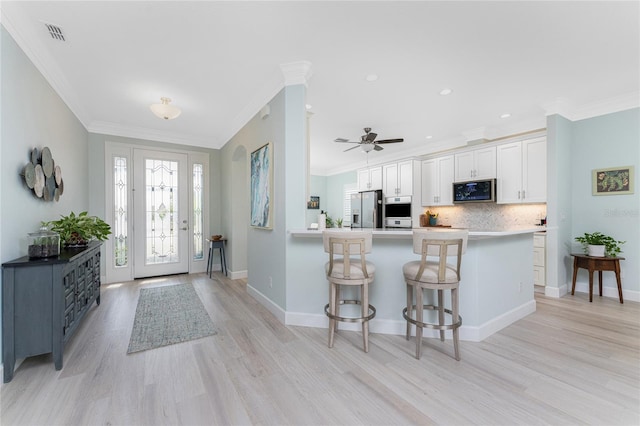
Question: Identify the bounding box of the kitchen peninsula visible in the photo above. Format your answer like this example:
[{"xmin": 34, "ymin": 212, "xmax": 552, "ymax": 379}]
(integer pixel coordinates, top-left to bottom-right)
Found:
[{"xmin": 279, "ymin": 227, "xmax": 544, "ymax": 342}]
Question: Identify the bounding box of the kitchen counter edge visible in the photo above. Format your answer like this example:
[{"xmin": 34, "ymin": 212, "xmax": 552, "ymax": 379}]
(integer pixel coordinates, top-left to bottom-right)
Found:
[{"xmin": 290, "ymin": 227, "xmax": 547, "ymax": 239}]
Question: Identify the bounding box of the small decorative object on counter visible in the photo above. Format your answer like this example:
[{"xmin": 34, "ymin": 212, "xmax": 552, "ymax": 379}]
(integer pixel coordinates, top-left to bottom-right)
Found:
[
  {"xmin": 426, "ymin": 210, "xmax": 438, "ymax": 226},
  {"xmin": 575, "ymin": 231, "xmax": 625, "ymax": 257},
  {"xmin": 27, "ymin": 225, "xmax": 60, "ymax": 258},
  {"xmin": 211, "ymin": 235, "xmax": 222, "ymax": 241},
  {"xmin": 318, "ymin": 211, "xmax": 326, "ymax": 230}
]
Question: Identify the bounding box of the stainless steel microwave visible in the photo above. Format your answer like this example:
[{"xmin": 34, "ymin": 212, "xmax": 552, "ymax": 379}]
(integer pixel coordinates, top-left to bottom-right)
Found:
[{"xmin": 453, "ymin": 179, "xmax": 496, "ymax": 203}]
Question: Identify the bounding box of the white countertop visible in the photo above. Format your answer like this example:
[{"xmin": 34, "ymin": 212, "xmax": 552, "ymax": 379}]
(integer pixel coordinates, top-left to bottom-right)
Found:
[{"xmin": 290, "ymin": 226, "xmax": 546, "ymax": 239}]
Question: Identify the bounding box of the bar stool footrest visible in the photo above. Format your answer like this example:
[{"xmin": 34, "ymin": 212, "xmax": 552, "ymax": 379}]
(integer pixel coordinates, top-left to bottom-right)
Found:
[
  {"xmin": 403, "ymin": 305, "xmax": 462, "ymax": 331},
  {"xmin": 325, "ymin": 300, "xmax": 376, "ymax": 323}
]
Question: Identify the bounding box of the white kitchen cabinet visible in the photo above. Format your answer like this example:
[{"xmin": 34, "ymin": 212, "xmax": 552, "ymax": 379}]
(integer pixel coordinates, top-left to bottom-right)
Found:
[
  {"xmin": 533, "ymin": 232, "xmax": 546, "ymax": 286},
  {"xmin": 496, "ymin": 137, "xmax": 546, "ymax": 204},
  {"xmin": 421, "ymin": 155, "xmax": 454, "ymax": 206},
  {"xmin": 383, "ymin": 160, "xmax": 413, "ymax": 196},
  {"xmin": 357, "ymin": 166, "xmax": 382, "ymax": 191},
  {"xmin": 454, "ymin": 146, "xmax": 496, "ymax": 181}
]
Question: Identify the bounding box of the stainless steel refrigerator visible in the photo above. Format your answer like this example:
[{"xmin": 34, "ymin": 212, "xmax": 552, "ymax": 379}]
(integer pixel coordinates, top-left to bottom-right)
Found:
[{"xmin": 350, "ymin": 189, "xmax": 383, "ymax": 228}]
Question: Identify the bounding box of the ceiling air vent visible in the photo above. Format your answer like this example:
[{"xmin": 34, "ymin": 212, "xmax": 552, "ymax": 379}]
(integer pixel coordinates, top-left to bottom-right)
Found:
[{"xmin": 44, "ymin": 23, "xmax": 65, "ymax": 41}]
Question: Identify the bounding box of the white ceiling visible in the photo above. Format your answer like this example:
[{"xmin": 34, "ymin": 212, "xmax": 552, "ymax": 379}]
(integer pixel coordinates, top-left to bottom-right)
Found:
[{"xmin": 2, "ymin": 1, "xmax": 639, "ymax": 175}]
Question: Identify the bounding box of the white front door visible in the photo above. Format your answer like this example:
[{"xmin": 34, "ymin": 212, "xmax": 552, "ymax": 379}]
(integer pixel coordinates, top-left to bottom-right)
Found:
[{"xmin": 133, "ymin": 149, "xmax": 189, "ymax": 278}]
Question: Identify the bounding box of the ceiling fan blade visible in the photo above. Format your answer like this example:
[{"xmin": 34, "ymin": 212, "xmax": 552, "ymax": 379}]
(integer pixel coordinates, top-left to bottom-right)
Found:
[
  {"xmin": 373, "ymin": 145, "xmax": 384, "ymax": 151},
  {"xmin": 365, "ymin": 132, "xmax": 377, "ymax": 142},
  {"xmin": 343, "ymin": 145, "xmax": 362, "ymax": 152},
  {"xmin": 334, "ymin": 138, "xmax": 354, "ymax": 143},
  {"xmin": 375, "ymin": 138, "xmax": 404, "ymax": 144}
]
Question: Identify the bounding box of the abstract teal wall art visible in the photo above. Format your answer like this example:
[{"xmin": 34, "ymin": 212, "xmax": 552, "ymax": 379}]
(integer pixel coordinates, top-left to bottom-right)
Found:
[{"xmin": 250, "ymin": 142, "xmax": 273, "ymax": 228}]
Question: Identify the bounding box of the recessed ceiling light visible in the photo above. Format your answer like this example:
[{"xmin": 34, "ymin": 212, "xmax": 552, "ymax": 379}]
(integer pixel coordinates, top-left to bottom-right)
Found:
[
  {"xmin": 439, "ymin": 88, "xmax": 452, "ymax": 96},
  {"xmin": 305, "ymin": 104, "xmax": 312, "ymax": 110},
  {"xmin": 425, "ymin": 135, "xmax": 433, "ymax": 139},
  {"xmin": 365, "ymin": 74, "xmax": 378, "ymax": 82},
  {"xmin": 500, "ymin": 113, "xmax": 511, "ymax": 119}
]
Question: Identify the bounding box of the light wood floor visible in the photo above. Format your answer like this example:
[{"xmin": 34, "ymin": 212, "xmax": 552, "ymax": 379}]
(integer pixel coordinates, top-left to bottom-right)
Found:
[{"xmin": 2, "ymin": 272, "xmax": 639, "ymax": 425}]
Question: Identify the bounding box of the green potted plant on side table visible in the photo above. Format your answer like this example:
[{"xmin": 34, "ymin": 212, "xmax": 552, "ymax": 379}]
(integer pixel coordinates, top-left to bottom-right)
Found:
[
  {"xmin": 46, "ymin": 211, "xmax": 111, "ymax": 247},
  {"xmin": 575, "ymin": 231, "xmax": 625, "ymax": 257}
]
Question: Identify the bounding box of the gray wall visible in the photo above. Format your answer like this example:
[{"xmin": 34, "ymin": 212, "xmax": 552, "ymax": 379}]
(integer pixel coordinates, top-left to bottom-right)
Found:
[
  {"xmin": 220, "ymin": 83, "xmax": 308, "ymax": 310},
  {"xmin": 546, "ymin": 114, "xmax": 574, "ymax": 292},
  {"xmin": 570, "ymin": 109, "xmax": 639, "ymax": 293},
  {"xmin": 1, "ymin": 26, "xmax": 89, "ymax": 360}
]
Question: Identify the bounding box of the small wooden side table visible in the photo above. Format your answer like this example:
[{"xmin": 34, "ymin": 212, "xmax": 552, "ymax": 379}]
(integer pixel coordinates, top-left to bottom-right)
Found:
[{"xmin": 571, "ymin": 254, "xmax": 625, "ymax": 303}]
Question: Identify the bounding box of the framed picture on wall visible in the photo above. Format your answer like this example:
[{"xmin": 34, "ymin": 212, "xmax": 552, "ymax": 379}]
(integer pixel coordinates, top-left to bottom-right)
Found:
[
  {"xmin": 250, "ymin": 142, "xmax": 273, "ymax": 229},
  {"xmin": 592, "ymin": 166, "xmax": 634, "ymax": 195},
  {"xmin": 307, "ymin": 196, "xmax": 320, "ymax": 209}
]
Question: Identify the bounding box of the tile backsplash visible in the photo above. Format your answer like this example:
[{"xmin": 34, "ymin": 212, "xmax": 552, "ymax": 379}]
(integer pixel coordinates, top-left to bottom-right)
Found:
[{"xmin": 424, "ymin": 203, "xmax": 547, "ymax": 230}]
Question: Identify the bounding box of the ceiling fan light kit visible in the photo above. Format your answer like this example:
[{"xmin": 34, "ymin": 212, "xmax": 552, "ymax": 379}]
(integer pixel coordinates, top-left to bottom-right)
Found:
[
  {"xmin": 150, "ymin": 97, "xmax": 182, "ymax": 120},
  {"xmin": 334, "ymin": 127, "xmax": 404, "ymax": 153}
]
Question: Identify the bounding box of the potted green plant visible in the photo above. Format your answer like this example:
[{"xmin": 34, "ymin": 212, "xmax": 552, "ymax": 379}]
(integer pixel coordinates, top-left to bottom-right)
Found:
[
  {"xmin": 46, "ymin": 211, "xmax": 111, "ymax": 247},
  {"xmin": 575, "ymin": 232, "xmax": 625, "ymax": 257},
  {"xmin": 336, "ymin": 218, "xmax": 344, "ymax": 228}
]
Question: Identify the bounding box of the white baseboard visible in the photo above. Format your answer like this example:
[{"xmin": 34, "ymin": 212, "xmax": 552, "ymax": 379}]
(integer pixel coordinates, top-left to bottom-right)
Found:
[
  {"xmin": 284, "ymin": 300, "xmax": 536, "ymax": 342},
  {"xmin": 228, "ymin": 269, "xmax": 248, "ymax": 280},
  {"xmin": 571, "ymin": 281, "xmax": 639, "ymax": 302},
  {"xmin": 544, "ymin": 284, "xmax": 567, "ymax": 298},
  {"xmin": 246, "ymin": 284, "xmax": 286, "ymax": 324}
]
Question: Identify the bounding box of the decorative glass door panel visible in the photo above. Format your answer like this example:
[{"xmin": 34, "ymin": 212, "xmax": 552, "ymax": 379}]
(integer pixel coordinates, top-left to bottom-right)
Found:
[{"xmin": 134, "ymin": 150, "xmax": 188, "ymax": 278}]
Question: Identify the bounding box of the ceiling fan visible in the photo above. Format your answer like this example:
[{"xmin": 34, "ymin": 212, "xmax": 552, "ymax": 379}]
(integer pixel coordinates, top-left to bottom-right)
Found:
[{"xmin": 334, "ymin": 127, "xmax": 404, "ymax": 152}]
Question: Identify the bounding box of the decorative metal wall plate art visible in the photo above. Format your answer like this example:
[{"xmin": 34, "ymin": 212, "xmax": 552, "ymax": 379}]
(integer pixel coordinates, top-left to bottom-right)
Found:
[{"xmin": 22, "ymin": 146, "xmax": 64, "ymax": 202}]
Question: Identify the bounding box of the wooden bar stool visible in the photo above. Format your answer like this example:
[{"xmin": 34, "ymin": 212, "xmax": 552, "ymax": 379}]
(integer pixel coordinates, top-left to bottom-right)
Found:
[
  {"xmin": 403, "ymin": 229, "xmax": 468, "ymax": 360},
  {"xmin": 323, "ymin": 230, "xmax": 376, "ymax": 352}
]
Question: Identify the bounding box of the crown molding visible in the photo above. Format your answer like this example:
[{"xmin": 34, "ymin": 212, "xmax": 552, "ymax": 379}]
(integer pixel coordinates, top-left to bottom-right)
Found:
[
  {"xmin": 543, "ymin": 92, "xmax": 639, "ymax": 121},
  {"xmin": 87, "ymin": 121, "xmax": 216, "ymax": 149},
  {"xmin": 217, "ymin": 66, "xmax": 286, "ymax": 146},
  {"xmin": 280, "ymin": 60, "xmax": 313, "ymax": 87}
]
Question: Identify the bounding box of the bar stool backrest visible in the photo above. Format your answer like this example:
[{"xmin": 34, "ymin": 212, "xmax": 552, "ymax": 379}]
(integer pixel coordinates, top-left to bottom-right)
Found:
[
  {"xmin": 411, "ymin": 229, "xmax": 469, "ymax": 283},
  {"xmin": 323, "ymin": 230, "xmax": 373, "ymax": 255},
  {"xmin": 323, "ymin": 230, "xmax": 373, "ymax": 280},
  {"xmin": 412, "ymin": 229, "xmax": 469, "ymax": 256}
]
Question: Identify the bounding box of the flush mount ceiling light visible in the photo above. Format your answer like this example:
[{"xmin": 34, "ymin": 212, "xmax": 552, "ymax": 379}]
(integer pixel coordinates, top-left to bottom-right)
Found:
[{"xmin": 150, "ymin": 97, "xmax": 182, "ymax": 120}]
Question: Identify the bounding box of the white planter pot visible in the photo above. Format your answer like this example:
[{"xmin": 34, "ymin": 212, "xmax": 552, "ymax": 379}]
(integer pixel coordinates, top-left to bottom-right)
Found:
[{"xmin": 587, "ymin": 244, "xmax": 606, "ymax": 257}]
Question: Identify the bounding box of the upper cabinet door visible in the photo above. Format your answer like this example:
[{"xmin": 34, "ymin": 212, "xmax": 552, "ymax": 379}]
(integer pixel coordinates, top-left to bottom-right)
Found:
[
  {"xmin": 474, "ymin": 146, "xmax": 497, "ymax": 179},
  {"xmin": 454, "ymin": 151, "xmax": 475, "ymax": 181},
  {"xmin": 437, "ymin": 156, "xmax": 455, "ymax": 206},
  {"xmin": 496, "ymin": 142, "xmax": 523, "ymax": 204},
  {"xmin": 369, "ymin": 166, "xmax": 383, "ymax": 191},
  {"xmin": 454, "ymin": 146, "xmax": 496, "ymax": 181},
  {"xmin": 357, "ymin": 166, "xmax": 382, "ymax": 191},
  {"xmin": 383, "ymin": 163, "xmax": 399, "ymax": 196},
  {"xmin": 421, "ymin": 155, "xmax": 453, "ymax": 206},
  {"xmin": 522, "ymin": 138, "xmax": 546, "ymax": 203},
  {"xmin": 397, "ymin": 160, "xmax": 413, "ymax": 196},
  {"xmin": 497, "ymin": 138, "xmax": 546, "ymax": 204},
  {"xmin": 357, "ymin": 168, "xmax": 371, "ymax": 191}
]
